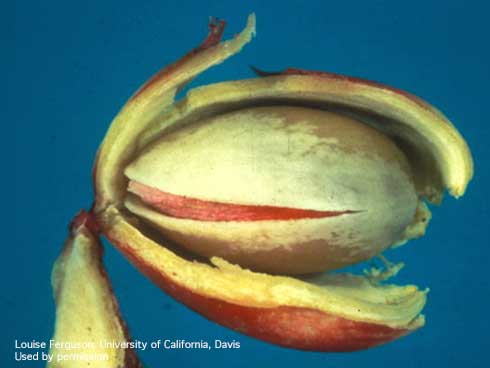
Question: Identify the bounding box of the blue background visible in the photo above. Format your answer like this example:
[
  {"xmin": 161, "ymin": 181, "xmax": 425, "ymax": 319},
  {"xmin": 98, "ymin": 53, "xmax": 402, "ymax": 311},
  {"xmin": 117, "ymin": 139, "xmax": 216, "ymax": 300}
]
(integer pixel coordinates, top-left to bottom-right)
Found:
[{"xmin": 6, "ymin": 0, "xmax": 490, "ymax": 367}]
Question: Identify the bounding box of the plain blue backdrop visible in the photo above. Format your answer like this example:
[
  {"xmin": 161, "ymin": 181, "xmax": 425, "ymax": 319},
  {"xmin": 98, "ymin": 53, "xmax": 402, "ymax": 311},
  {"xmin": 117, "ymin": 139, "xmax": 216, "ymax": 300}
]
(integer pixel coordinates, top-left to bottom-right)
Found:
[{"xmin": 6, "ymin": 0, "xmax": 490, "ymax": 367}]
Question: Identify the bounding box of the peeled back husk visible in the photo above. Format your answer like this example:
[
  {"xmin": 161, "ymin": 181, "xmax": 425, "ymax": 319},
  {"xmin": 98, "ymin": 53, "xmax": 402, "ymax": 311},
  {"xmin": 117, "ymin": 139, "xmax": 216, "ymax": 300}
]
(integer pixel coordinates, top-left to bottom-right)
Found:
[{"xmin": 92, "ymin": 14, "xmax": 473, "ymax": 351}]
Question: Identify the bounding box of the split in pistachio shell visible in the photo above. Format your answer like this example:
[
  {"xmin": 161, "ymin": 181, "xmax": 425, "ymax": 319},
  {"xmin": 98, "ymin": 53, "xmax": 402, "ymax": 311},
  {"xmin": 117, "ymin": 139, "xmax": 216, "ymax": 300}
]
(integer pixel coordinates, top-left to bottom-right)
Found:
[
  {"xmin": 49, "ymin": 211, "xmax": 142, "ymax": 367},
  {"xmin": 92, "ymin": 14, "xmax": 473, "ymax": 351}
]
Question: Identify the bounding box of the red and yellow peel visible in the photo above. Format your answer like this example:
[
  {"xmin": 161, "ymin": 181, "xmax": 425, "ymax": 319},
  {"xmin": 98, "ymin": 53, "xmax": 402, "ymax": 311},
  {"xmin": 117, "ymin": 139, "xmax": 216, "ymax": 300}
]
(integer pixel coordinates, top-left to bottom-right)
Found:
[
  {"xmin": 96, "ymin": 204, "xmax": 425, "ymax": 352},
  {"xmin": 106, "ymin": 230, "xmax": 411, "ymax": 352},
  {"xmin": 73, "ymin": 13, "xmax": 472, "ymax": 352},
  {"xmin": 49, "ymin": 211, "xmax": 142, "ymax": 367}
]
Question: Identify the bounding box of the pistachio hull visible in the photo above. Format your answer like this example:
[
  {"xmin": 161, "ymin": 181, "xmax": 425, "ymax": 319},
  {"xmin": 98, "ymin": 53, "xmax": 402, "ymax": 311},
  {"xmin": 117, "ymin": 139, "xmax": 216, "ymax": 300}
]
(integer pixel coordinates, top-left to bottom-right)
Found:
[
  {"xmin": 109, "ymin": 236, "xmax": 410, "ymax": 352},
  {"xmin": 91, "ymin": 14, "xmax": 472, "ymax": 352},
  {"xmin": 178, "ymin": 296, "xmax": 410, "ymax": 352},
  {"xmin": 100, "ymin": 210, "xmax": 422, "ymax": 352},
  {"xmin": 49, "ymin": 212, "xmax": 141, "ymax": 367}
]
